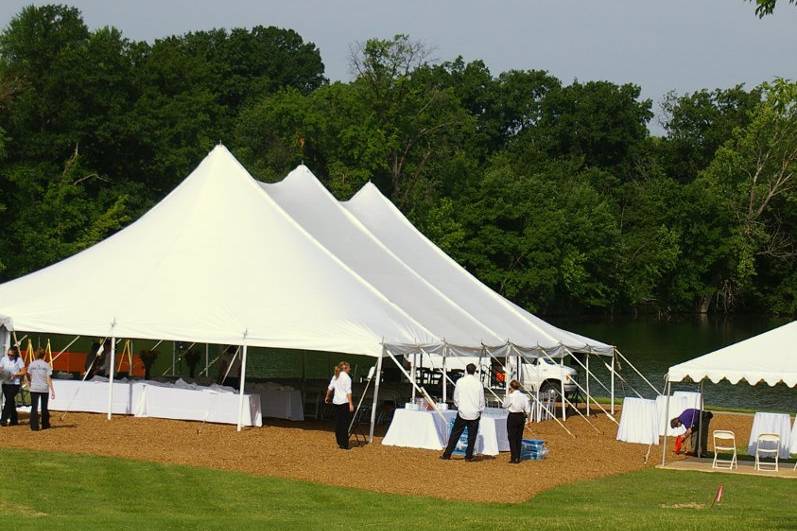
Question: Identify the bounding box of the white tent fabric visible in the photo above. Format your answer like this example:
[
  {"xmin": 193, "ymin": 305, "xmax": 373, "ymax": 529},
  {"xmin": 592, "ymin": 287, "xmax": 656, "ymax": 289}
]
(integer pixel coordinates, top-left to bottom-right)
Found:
[
  {"xmin": 260, "ymin": 166, "xmax": 504, "ymax": 351},
  {"xmin": 342, "ymin": 182, "xmax": 613, "ymax": 355},
  {"xmin": 668, "ymin": 321, "xmax": 797, "ymax": 387},
  {"xmin": 0, "ymin": 146, "xmax": 436, "ymax": 357},
  {"xmin": 0, "ymin": 313, "xmax": 10, "ymax": 353}
]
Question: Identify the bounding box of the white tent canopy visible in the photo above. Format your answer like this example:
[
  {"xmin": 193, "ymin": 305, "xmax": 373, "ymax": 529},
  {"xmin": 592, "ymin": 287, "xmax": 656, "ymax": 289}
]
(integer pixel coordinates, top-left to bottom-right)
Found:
[
  {"xmin": 0, "ymin": 146, "xmax": 436, "ymax": 357},
  {"xmin": 342, "ymin": 182, "xmax": 613, "ymax": 356},
  {"xmin": 260, "ymin": 166, "xmax": 504, "ymax": 352},
  {"xmin": 668, "ymin": 321, "xmax": 797, "ymax": 388}
]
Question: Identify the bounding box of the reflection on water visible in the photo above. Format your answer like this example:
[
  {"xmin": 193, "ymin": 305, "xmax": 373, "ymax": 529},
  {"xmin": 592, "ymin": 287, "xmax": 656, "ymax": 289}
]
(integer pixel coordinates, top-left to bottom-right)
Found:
[{"xmin": 552, "ymin": 315, "xmax": 796, "ymax": 413}]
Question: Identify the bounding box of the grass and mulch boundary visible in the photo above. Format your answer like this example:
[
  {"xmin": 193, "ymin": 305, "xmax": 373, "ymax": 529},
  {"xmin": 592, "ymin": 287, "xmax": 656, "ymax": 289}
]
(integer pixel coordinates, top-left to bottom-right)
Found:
[{"xmin": 2, "ymin": 448, "xmax": 795, "ymax": 529}]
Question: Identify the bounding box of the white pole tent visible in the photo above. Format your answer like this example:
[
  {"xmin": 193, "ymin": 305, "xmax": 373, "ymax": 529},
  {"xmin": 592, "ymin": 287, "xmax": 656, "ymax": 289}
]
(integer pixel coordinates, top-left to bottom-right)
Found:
[
  {"xmin": 340, "ymin": 180, "xmax": 654, "ymax": 414},
  {"xmin": 260, "ymin": 166, "xmax": 626, "ymax": 423},
  {"xmin": 0, "ymin": 145, "xmax": 438, "ymax": 431},
  {"xmin": 661, "ymin": 321, "xmax": 797, "ymax": 465}
]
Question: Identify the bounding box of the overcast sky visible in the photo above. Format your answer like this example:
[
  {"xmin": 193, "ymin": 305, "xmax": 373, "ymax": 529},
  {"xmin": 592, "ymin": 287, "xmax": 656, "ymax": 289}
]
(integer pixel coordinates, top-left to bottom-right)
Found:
[{"xmin": 2, "ymin": 1, "xmax": 796, "ymax": 127}]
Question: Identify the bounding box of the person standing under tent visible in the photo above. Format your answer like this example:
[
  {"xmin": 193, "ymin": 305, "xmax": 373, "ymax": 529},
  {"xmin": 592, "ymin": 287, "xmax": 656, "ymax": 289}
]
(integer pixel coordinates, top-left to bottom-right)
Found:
[
  {"xmin": 440, "ymin": 363, "xmax": 485, "ymax": 461},
  {"xmin": 503, "ymin": 379, "xmax": 531, "ymax": 464},
  {"xmin": 325, "ymin": 361, "xmax": 354, "ymax": 450},
  {"xmin": 0, "ymin": 346, "xmax": 26, "ymax": 426},
  {"xmin": 27, "ymin": 348, "xmax": 55, "ymax": 431},
  {"xmin": 670, "ymin": 408, "xmax": 714, "ymax": 457}
]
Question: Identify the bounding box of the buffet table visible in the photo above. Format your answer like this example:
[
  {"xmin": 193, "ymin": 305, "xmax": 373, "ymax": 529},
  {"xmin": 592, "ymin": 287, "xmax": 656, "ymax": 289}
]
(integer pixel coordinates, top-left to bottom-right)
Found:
[
  {"xmin": 249, "ymin": 382, "xmax": 304, "ymax": 421},
  {"xmin": 617, "ymin": 397, "xmax": 659, "ymax": 445},
  {"xmin": 382, "ymin": 408, "xmax": 509, "ymax": 455},
  {"xmin": 50, "ymin": 378, "xmax": 262, "ymax": 427}
]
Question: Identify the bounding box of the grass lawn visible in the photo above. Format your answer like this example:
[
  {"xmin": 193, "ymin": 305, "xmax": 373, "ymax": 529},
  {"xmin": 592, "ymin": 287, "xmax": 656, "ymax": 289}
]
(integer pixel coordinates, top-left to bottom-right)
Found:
[{"xmin": 1, "ymin": 449, "xmax": 794, "ymax": 530}]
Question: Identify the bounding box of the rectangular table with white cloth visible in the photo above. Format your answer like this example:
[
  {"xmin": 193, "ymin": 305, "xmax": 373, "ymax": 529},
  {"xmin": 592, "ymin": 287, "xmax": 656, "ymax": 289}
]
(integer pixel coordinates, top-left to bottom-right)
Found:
[
  {"xmin": 381, "ymin": 408, "xmax": 509, "ymax": 455},
  {"xmin": 791, "ymin": 415, "xmax": 797, "ymax": 456},
  {"xmin": 248, "ymin": 382, "xmax": 304, "ymax": 421},
  {"xmin": 616, "ymin": 397, "xmax": 659, "ymax": 445},
  {"xmin": 50, "ymin": 378, "xmax": 262, "ymax": 427},
  {"xmin": 747, "ymin": 412, "xmax": 792, "ymax": 459}
]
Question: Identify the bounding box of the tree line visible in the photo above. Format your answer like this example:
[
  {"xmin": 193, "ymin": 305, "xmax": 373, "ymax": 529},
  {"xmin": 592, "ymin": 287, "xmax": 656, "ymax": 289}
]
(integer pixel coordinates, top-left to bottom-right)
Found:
[{"xmin": 0, "ymin": 5, "xmax": 795, "ymax": 317}]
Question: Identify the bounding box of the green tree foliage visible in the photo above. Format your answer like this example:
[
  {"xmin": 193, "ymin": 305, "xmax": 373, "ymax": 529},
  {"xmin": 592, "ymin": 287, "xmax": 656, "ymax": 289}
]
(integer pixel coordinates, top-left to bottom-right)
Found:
[
  {"xmin": 749, "ymin": 0, "xmax": 797, "ymax": 17},
  {"xmin": 0, "ymin": 5, "xmax": 794, "ymax": 317}
]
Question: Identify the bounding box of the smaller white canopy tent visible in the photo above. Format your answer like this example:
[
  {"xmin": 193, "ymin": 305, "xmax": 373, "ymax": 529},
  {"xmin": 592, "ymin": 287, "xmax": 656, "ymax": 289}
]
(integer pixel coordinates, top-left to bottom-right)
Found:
[
  {"xmin": 661, "ymin": 321, "xmax": 797, "ymax": 464},
  {"xmin": 668, "ymin": 321, "xmax": 797, "ymax": 388}
]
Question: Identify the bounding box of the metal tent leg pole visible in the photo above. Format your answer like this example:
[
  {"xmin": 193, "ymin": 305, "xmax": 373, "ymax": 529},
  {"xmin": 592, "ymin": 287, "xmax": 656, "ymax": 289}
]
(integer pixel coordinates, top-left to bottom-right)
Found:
[
  {"xmin": 368, "ymin": 350, "xmax": 384, "ymax": 443},
  {"xmin": 661, "ymin": 380, "xmax": 671, "ymax": 466},
  {"xmin": 171, "ymin": 341, "xmax": 176, "ymax": 377},
  {"xmin": 236, "ymin": 341, "xmax": 249, "ymax": 432},
  {"xmin": 442, "ymin": 345, "xmax": 447, "ymax": 403},
  {"xmin": 560, "ymin": 356, "xmax": 566, "ymax": 421},
  {"xmin": 204, "ymin": 344, "xmax": 209, "ymax": 378},
  {"xmin": 410, "ymin": 353, "xmax": 417, "ymax": 402},
  {"xmin": 586, "ymin": 354, "xmax": 590, "ymax": 416},
  {"xmin": 697, "ymin": 380, "xmax": 705, "ymax": 457},
  {"xmin": 610, "ymin": 351, "xmax": 616, "ymax": 416},
  {"xmin": 107, "ymin": 336, "xmax": 116, "ymax": 420}
]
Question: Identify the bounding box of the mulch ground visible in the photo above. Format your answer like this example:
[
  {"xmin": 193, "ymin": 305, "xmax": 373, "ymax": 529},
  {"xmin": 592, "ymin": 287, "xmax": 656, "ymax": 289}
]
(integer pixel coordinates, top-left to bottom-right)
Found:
[{"xmin": 0, "ymin": 409, "xmax": 754, "ymax": 503}]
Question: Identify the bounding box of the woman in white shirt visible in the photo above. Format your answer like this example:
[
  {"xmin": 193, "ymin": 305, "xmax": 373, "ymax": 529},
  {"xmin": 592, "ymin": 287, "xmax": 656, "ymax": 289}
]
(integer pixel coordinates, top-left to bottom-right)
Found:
[
  {"xmin": 502, "ymin": 379, "xmax": 531, "ymax": 463},
  {"xmin": 1, "ymin": 346, "xmax": 27, "ymax": 426},
  {"xmin": 325, "ymin": 361, "xmax": 354, "ymax": 450}
]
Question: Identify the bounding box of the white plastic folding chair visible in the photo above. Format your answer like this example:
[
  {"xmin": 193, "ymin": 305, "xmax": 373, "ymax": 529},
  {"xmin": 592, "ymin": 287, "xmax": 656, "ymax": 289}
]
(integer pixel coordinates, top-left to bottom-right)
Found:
[
  {"xmin": 754, "ymin": 433, "xmax": 780, "ymax": 472},
  {"xmin": 712, "ymin": 430, "xmax": 737, "ymax": 470}
]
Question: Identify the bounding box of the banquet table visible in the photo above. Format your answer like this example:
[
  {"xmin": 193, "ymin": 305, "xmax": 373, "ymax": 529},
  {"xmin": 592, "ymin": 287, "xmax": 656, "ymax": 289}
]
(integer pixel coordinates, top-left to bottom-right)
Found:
[
  {"xmin": 747, "ymin": 412, "xmax": 792, "ymax": 459},
  {"xmin": 49, "ymin": 378, "xmax": 262, "ymax": 427},
  {"xmin": 248, "ymin": 382, "xmax": 304, "ymax": 421},
  {"xmin": 381, "ymin": 408, "xmax": 509, "ymax": 455},
  {"xmin": 791, "ymin": 416, "xmax": 797, "ymax": 456},
  {"xmin": 616, "ymin": 397, "xmax": 659, "ymax": 445}
]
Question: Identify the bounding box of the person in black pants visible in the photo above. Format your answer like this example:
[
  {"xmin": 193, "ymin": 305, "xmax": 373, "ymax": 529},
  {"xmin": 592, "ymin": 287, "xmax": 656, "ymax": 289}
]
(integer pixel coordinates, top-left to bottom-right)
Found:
[
  {"xmin": 1, "ymin": 346, "xmax": 26, "ymax": 426},
  {"xmin": 27, "ymin": 348, "xmax": 55, "ymax": 431},
  {"xmin": 503, "ymin": 379, "xmax": 531, "ymax": 463},
  {"xmin": 441, "ymin": 363, "xmax": 485, "ymax": 461},
  {"xmin": 325, "ymin": 361, "xmax": 354, "ymax": 449}
]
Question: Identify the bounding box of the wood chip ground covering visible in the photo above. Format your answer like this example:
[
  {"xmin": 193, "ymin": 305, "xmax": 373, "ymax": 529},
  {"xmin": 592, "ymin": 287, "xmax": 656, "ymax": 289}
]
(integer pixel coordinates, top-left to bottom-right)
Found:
[{"xmin": 0, "ymin": 410, "xmax": 753, "ymax": 503}]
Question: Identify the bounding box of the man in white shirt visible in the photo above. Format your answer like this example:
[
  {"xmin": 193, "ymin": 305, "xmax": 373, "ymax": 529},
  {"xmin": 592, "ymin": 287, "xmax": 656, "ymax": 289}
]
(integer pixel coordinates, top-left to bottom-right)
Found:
[
  {"xmin": 441, "ymin": 363, "xmax": 485, "ymax": 461},
  {"xmin": 1, "ymin": 346, "xmax": 27, "ymax": 426}
]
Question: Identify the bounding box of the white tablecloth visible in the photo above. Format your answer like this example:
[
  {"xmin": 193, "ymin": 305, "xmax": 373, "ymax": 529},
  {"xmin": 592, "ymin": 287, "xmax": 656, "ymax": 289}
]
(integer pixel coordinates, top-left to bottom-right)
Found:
[
  {"xmin": 382, "ymin": 409, "xmax": 509, "ymax": 455},
  {"xmin": 655, "ymin": 392, "xmax": 702, "ymax": 436},
  {"xmin": 249, "ymin": 382, "xmax": 304, "ymax": 421},
  {"xmin": 617, "ymin": 397, "xmax": 659, "ymax": 445},
  {"xmin": 791, "ymin": 416, "xmax": 797, "ymax": 456},
  {"xmin": 747, "ymin": 412, "xmax": 792, "ymax": 459},
  {"xmin": 50, "ymin": 379, "xmax": 262, "ymax": 427}
]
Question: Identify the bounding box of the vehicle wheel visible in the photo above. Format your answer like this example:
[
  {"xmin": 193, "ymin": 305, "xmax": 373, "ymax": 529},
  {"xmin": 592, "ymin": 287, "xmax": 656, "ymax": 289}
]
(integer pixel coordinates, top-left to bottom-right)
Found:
[{"xmin": 539, "ymin": 380, "xmax": 561, "ymax": 398}]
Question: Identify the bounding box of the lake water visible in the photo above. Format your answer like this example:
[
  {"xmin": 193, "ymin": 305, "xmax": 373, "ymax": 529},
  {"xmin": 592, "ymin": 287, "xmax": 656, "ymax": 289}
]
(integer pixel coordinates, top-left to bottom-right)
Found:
[{"xmin": 552, "ymin": 315, "xmax": 796, "ymax": 413}]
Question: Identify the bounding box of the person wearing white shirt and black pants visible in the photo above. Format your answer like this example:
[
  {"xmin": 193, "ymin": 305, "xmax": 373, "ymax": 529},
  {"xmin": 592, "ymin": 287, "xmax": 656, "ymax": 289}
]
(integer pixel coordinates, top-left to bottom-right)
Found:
[
  {"xmin": 325, "ymin": 361, "xmax": 354, "ymax": 450},
  {"xmin": 503, "ymin": 379, "xmax": 531, "ymax": 463},
  {"xmin": 27, "ymin": 348, "xmax": 55, "ymax": 431},
  {"xmin": 1, "ymin": 346, "xmax": 26, "ymax": 426},
  {"xmin": 441, "ymin": 363, "xmax": 485, "ymax": 461}
]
